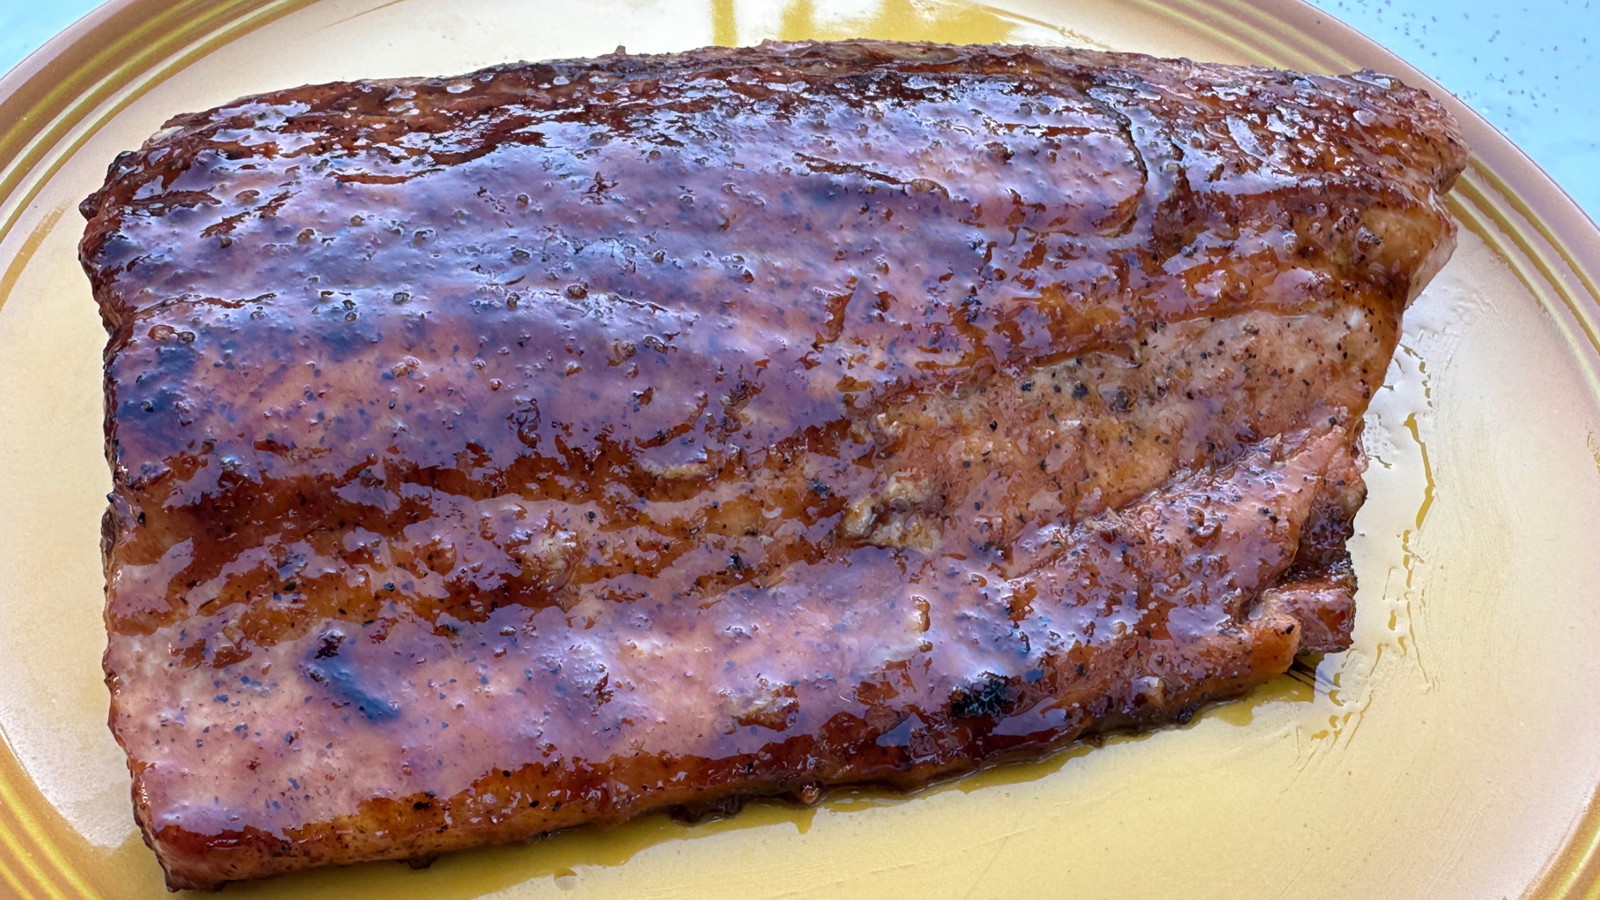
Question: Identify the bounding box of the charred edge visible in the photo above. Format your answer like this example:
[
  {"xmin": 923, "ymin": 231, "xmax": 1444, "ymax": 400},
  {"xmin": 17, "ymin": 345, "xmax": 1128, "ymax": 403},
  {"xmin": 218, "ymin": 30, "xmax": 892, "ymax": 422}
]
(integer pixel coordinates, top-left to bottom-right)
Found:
[
  {"xmin": 302, "ymin": 630, "xmax": 399, "ymax": 721},
  {"xmin": 949, "ymin": 671, "xmax": 1014, "ymax": 719},
  {"xmin": 669, "ymin": 794, "xmax": 749, "ymax": 824}
]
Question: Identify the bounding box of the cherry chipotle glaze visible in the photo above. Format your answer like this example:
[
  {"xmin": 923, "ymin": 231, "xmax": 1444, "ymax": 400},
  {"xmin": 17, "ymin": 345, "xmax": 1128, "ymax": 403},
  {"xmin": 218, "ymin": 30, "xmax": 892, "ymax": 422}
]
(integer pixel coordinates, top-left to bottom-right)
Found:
[{"xmin": 78, "ymin": 41, "xmax": 1466, "ymax": 889}]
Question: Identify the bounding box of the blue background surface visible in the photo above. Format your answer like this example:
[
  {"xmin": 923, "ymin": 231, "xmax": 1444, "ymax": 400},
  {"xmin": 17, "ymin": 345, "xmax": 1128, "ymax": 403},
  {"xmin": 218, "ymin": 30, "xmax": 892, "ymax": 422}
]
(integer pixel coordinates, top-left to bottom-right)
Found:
[{"xmin": 2, "ymin": 0, "xmax": 1596, "ymax": 218}]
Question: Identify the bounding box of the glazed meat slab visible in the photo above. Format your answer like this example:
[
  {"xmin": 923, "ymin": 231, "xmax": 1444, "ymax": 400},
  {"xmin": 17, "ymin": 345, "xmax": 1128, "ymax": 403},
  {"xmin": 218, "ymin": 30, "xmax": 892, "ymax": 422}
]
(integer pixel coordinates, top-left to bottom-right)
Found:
[{"xmin": 79, "ymin": 40, "xmax": 1466, "ymax": 889}]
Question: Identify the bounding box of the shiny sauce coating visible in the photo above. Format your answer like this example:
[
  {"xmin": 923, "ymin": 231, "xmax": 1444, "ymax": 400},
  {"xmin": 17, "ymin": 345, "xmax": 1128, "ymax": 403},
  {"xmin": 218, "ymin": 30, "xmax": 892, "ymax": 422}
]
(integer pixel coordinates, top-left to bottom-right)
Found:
[{"xmin": 79, "ymin": 40, "xmax": 1466, "ymax": 889}]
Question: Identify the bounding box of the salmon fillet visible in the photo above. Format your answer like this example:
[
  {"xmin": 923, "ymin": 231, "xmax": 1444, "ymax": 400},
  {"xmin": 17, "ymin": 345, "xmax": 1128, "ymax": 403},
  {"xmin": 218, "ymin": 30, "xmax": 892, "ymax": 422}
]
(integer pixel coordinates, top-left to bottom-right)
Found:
[{"xmin": 78, "ymin": 40, "xmax": 1467, "ymax": 889}]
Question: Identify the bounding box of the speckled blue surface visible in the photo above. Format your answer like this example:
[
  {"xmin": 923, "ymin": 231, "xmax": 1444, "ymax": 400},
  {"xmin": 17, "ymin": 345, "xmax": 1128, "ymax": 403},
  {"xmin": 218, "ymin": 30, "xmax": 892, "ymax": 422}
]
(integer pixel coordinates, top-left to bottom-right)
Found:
[
  {"xmin": 1, "ymin": 0, "xmax": 1595, "ymax": 217},
  {"xmin": 1314, "ymin": 0, "xmax": 1598, "ymax": 219}
]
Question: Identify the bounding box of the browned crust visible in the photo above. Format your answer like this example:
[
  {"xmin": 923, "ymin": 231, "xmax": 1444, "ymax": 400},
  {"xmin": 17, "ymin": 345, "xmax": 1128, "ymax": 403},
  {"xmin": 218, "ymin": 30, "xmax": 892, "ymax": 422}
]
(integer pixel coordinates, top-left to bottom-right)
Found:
[{"xmin": 81, "ymin": 40, "xmax": 1464, "ymax": 889}]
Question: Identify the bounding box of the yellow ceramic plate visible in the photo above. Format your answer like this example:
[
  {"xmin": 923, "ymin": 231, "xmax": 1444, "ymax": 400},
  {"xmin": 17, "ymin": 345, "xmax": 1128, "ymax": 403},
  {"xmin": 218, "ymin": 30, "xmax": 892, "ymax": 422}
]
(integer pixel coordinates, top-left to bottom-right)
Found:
[{"xmin": 3, "ymin": 0, "xmax": 1599, "ymax": 897}]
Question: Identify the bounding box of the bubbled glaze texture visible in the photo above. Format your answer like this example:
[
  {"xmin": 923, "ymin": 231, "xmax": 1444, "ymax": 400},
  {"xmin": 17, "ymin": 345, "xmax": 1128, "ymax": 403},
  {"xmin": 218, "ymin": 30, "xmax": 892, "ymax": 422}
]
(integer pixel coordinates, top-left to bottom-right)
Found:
[{"xmin": 79, "ymin": 40, "xmax": 1466, "ymax": 889}]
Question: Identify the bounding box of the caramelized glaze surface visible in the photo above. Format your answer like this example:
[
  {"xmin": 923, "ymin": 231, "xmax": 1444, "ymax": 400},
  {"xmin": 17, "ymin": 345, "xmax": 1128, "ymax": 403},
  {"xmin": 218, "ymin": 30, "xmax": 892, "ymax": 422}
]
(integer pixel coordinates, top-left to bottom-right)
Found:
[{"xmin": 78, "ymin": 40, "xmax": 1466, "ymax": 889}]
